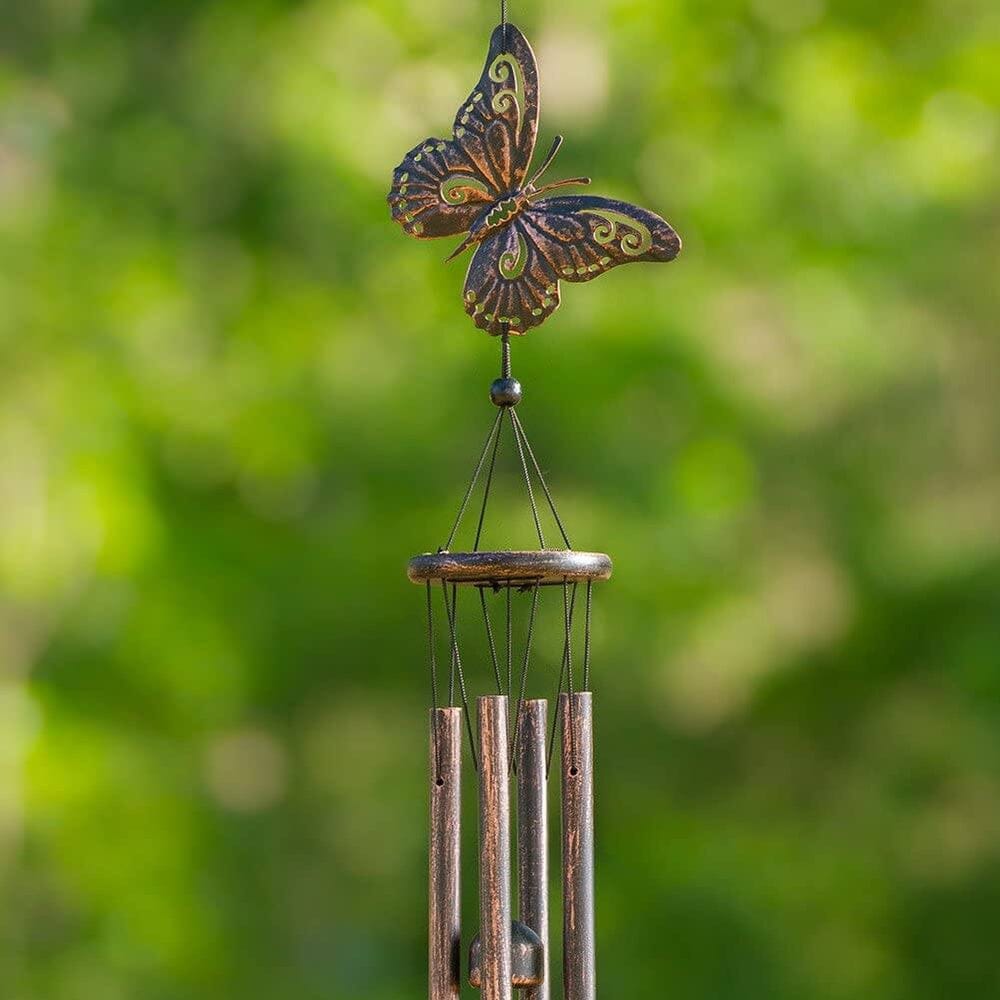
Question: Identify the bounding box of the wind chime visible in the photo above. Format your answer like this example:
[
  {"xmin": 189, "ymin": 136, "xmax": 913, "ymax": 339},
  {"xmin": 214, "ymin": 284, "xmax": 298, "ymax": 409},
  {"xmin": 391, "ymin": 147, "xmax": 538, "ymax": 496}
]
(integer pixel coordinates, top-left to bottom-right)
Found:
[{"xmin": 387, "ymin": 7, "xmax": 680, "ymax": 998}]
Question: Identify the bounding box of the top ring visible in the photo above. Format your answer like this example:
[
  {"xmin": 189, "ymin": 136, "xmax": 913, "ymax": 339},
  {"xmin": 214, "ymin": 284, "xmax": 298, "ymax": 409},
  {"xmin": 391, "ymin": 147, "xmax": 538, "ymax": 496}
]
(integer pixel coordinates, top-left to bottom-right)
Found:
[{"xmin": 407, "ymin": 549, "xmax": 612, "ymax": 587}]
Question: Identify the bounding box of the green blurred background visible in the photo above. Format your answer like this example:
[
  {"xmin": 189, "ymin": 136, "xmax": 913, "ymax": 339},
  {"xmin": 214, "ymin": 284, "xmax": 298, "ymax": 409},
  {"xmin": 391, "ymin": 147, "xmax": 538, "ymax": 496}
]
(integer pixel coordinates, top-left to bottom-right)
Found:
[{"xmin": 2, "ymin": 0, "xmax": 1000, "ymax": 997}]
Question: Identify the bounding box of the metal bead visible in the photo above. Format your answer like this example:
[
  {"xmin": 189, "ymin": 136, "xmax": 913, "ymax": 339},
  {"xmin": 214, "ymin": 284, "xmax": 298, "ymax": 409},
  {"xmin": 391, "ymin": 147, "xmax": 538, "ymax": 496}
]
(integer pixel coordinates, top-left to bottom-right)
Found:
[
  {"xmin": 469, "ymin": 920, "xmax": 545, "ymax": 988},
  {"xmin": 490, "ymin": 377, "xmax": 523, "ymax": 407}
]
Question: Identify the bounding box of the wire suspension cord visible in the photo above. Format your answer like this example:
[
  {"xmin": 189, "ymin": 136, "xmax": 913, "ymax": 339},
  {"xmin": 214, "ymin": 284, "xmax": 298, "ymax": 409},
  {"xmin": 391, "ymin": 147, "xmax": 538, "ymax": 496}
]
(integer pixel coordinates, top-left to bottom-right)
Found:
[
  {"xmin": 505, "ymin": 583, "xmax": 513, "ymax": 697},
  {"xmin": 509, "ymin": 582, "xmax": 540, "ymax": 772},
  {"xmin": 443, "ymin": 409, "xmax": 503, "ymax": 552},
  {"xmin": 510, "ymin": 408, "xmax": 572, "ymax": 549},
  {"xmin": 564, "ymin": 580, "xmax": 578, "ymax": 772},
  {"xmin": 480, "ymin": 587, "xmax": 504, "ymax": 695},
  {"xmin": 426, "ymin": 581, "xmax": 442, "ymax": 781},
  {"xmin": 441, "ymin": 581, "xmax": 478, "ymax": 769},
  {"xmin": 547, "ymin": 582, "xmax": 578, "ymax": 775},
  {"xmin": 510, "ymin": 404, "xmax": 546, "ymax": 549},
  {"xmin": 428, "ymin": 318, "xmax": 596, "ymax": 779},
  {"xmin": 473, "ymin": 409, "xmax": 505, "ymax": 551},
  {"xmin": 447, "ymin": 584, "xmax": 457, "ymax": 706}
]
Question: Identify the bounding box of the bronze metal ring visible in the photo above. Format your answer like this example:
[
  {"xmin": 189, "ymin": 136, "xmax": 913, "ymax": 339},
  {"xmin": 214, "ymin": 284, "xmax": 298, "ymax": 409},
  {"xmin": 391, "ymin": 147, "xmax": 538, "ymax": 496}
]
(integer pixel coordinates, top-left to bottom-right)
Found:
[{"xmin": 407, "ymin": 550, "xmax": 613, "ymax": 587}]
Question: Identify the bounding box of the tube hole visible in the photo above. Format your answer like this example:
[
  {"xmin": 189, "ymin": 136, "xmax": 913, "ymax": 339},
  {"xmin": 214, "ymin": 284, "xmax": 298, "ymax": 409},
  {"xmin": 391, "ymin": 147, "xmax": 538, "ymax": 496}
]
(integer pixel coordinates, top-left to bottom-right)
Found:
[
  {"xmin": 435, "ymin": 777, "xmax": 445, "ymax": 787},
  {"xmin": 569, "ymin": 766, "xmax": 579, "ymax": 777}
]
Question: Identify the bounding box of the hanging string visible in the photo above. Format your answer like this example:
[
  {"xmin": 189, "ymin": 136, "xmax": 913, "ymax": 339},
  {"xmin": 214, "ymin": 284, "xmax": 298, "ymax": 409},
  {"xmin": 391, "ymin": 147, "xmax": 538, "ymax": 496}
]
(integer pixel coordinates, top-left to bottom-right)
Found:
[
  {"xmin": 500, "ymin": 0, "xmax": 508, "ymax": 46},
  {"xmin": 546, "ymin": 582, "xmax": 578, "ymax": 776},
  {"xmin": 480, "ymin": 587, "xmax": 504, "ymax": 694},
  {"xmin": 426, "ymin": 581, "xmax": 442, "ymax": 783},
  {"xmin": 441, "ymin": 581, "xmax": 477, "ymax": 769},
  {"xmin": 510, "ymin": 408, "xmax": 572, "ymax": 549},
  {"xmin": 443, "ymin": 409, "xmax": 503, "ymax": 552},
  {"xmin": 510, "ymin": 407, "xmax": 546, "ymax": 548},
  {"xmin": 582, "ymin": 579, "xmax": 593, "ymax": 691},
  {"xmin": 564, "ymin": 579, "xmax": 578, "ymax": 774},
  {"xmin": 447, "ymin": 583, "xmax": 457, "ymax": 705},
  {"xmin": 473, "ymin": 410, "xmax": 505, "ymax": 551},
  {"xmin": 505, "ymin": 583, "xmax": 513, "ymax": 696},
  {"xmin": 509, "ymin": 582, "xmax": 540, "ymax": 772}
]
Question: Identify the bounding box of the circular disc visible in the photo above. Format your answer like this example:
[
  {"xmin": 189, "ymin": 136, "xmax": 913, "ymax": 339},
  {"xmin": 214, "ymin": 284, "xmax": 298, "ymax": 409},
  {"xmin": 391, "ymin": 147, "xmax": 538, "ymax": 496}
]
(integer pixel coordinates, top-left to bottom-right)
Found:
[{"xmin": 407, "ymin": 550, "xmax": 612, "ymax": 587}]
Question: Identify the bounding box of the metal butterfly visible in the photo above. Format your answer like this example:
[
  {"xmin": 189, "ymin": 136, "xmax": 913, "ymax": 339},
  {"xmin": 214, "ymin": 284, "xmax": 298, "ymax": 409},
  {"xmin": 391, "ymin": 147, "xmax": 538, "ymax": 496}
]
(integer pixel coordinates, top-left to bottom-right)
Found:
[{"xmin": 387, "ymin": 22, "xmax": 681, "ymax": 337}]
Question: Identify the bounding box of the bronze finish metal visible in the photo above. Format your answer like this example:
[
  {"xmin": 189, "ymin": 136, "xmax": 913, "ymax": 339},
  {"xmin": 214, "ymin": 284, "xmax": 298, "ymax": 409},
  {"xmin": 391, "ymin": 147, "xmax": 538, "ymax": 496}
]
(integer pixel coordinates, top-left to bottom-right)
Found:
[
  {"xmin": 429, "ymin": 708, "xmax": 462, "ymax": 1000},
  {"xmin": 468, "ymin": 920, "xmax": 544, "ymax": 987},
  {"xmin": 561, "ymin": 692, "xmax": 595, "ymax": 1000},
  {"xmin": 408, "ymin": 550, "xmax": 612, "ymax": 588},
  {"xmin": 517, "ymin": 699, "xmax": 550, "ymax": 1000},
  {"xmin": 388, "ymin": 22, "xmax": 681, "ymax": 337},
  {"xmin": 477, "ymin": 696, "xmax": 513, "ymax": 1000}
]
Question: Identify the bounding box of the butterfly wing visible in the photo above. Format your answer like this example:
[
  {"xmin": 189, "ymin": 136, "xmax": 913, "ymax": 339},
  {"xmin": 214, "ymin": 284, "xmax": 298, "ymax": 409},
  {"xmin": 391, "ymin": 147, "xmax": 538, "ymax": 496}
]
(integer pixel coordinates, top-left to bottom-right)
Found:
[
  {"xmin": 523, "ymin": 196, "xmax": 681, "ymax": 280},
  {"xmin": 453, "ymin": 22, "xmax": 540, "ymax": 193},
  {"xmin": 388, "ymin": 23, "xmax": 540, "ymax": 239},
  {"xmin": 463, "ymin": 196, "xmax": 681, "ymax": 335},
  {"xmin": 463, "ymin": 218, "xmax": 561, "ymax": 335},
  {"xmin": 388, "ymin": 136, "xmax": 498, "ymax": 239}
]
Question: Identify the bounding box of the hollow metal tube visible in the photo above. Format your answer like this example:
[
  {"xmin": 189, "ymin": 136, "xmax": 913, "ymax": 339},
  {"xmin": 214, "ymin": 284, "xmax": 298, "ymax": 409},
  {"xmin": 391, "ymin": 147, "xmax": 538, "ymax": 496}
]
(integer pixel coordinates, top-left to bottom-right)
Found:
[
  {"xmin": 478, "ymin": 695, "xmax": 512, "ymax": 1000},
  {"xmin": 429, "ymin": 707, "xmax": 462, "ymax": 1000},
  {"xmin": 517, "ymin": 699, "xmax": 549, "ymax": 1000},
  {"xmin": 560, "ymin": 692, "xmax": 595, "ymax": 1000}
]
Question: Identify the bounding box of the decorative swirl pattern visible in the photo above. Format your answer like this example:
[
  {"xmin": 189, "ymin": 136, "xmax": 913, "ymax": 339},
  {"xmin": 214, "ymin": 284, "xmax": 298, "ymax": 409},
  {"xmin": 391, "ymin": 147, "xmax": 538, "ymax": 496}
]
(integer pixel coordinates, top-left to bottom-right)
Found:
[
  {"xmin": 439, "ymin": 174, "xmax": 491, "ymax": 205},
  {"xmin": 489, "ymin": 53, "xmax": 525, "ymax": 140},
  {"xmin": 486, "ymin": 197, "xmax": 519, "ymax": 228},
  {"xmin": 579, "ymin": 208, "xmax": 653, "ymax": 256},
  {"xmin": 498, "ymin": 233, "xmax": 528, "ymax": 280}
]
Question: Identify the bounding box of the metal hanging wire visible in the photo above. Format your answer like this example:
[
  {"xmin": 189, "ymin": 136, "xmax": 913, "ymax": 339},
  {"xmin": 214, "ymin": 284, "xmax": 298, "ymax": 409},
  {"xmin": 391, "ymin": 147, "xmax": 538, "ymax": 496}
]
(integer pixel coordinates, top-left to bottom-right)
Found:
[
  {"xmin": 510, "ymin": 408, "xmax": 572, "ymax": 549},
  {"xmin": 441, "ymin": 581, "xmax": 477, "ymax": 769},
  {"xmin": 547, "ymin": 581, "xmax": 578, "ymax": 775},
  {"xmin": 440, "ymin": 333, "xmax": 573, "ymax": 556},
  {"xmin": 480, "ymin": 587, "xmax": 504, "ymax": 695},
  {"xmin": 509, "ymin": 581, "xmax": 541, "ymax": 771},
  {"xmin": 426, "ymin": 331, "xmax": 597, "ymax": 779},
  {"xmin": 426, "ymin": 581, "xmax": 442, "ymax": 782},
  {"xmin": 442, "ymin": 409, "xmax": 503, "ymax": 552},
  {"xmin": 505, "ymin": 583, "xmax": 512, "ymax": 696}
]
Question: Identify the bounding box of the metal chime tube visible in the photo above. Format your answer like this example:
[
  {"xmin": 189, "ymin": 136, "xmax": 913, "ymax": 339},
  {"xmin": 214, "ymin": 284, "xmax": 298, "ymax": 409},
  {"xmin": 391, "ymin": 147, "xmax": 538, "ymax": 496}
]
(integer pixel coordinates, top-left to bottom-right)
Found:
[
  {"xmin": 516, "ymin": 699, "xmax": 549, "ymax": 1000},
  {"xmin": 561, "ymin": 691, "xmax": 595, "ymax": 1000},
  {"xmin": 429, "ymin": 707, "xmax": 462, "ymax": 1000},
  {"xmin": 478, "ymin": 695, "xmax": 513, "ymax": 1000}
]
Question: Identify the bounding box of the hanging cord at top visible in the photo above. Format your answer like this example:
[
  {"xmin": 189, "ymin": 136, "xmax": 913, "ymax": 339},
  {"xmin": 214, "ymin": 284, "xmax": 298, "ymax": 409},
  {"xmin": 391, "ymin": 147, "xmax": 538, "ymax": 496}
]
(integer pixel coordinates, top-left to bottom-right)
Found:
[
  {"xmin": 511, "ymin": 408, "xmax": 572, "ymax": 549},
  {"xmin": 493, "ymin": 333, "xmax": 572, "ymax": 548},
  {"xmin": 442, "ymin": 409, "xmax": 503, "ymax": 552}
]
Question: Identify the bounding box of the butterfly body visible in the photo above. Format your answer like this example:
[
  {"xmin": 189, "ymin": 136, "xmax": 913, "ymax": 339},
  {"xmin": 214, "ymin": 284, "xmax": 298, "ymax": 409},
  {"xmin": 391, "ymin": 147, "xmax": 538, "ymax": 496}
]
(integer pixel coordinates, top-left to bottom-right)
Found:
[
  {"xmin": 471, "ymin": 191, "xmax": 531, "ymax": 242},
  {"xmin": 388, "ymin": 23, "xmax": 680, "ymax": 336}
]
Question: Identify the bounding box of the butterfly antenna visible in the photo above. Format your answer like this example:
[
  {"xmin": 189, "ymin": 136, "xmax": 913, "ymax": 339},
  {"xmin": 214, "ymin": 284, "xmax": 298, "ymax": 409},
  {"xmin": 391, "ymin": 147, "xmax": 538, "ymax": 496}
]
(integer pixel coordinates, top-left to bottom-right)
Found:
[
  {"xmin": 527, "ymin": 135, "xmax": 565, "ymax": 188},
  {"xmin": 527, "ymin": 176, "xmax": 592, "ymax": 199}
]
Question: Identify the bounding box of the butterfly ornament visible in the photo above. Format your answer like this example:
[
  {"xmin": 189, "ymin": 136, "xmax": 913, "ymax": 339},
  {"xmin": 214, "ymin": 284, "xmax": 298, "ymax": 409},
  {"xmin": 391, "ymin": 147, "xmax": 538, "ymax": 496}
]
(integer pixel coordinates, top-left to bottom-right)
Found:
[{"xmin": 388, "ymin": 22, "xmax": 681, "ymax": 337}]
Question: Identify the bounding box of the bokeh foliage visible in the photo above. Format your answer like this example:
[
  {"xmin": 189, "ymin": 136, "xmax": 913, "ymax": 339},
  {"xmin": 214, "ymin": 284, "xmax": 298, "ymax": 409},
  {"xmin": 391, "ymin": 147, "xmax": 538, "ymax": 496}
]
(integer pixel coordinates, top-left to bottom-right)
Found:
[{"xmin": 2, "ymin": 0, "xmax": 1000, "ymax": 997}]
